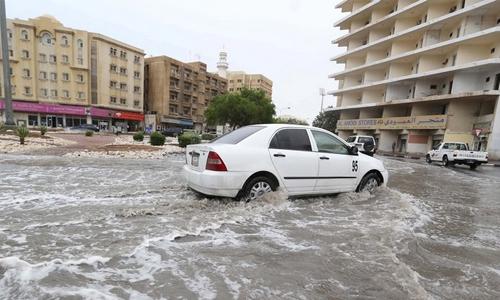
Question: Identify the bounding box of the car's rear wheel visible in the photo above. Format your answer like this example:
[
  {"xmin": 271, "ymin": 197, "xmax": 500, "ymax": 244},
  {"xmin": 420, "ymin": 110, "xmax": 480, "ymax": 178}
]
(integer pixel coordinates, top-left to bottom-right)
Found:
[
  {"xmin": 426, "ymin": 155, "xmax": 432, "ymax": 164},
  {"xmin": 240, "ymin": 176, "xmax": 277, "ymax": 202},
  {"xmin": 356, "ymin": 172, "xmax": 381, "ymax": 193},
  {"xmin": 442, "ymin": 155, "xmax": 450, "ymax": 167},
  {"xmin": 469, "ymin": 163, "xmax": 478, "ymax": 170}
]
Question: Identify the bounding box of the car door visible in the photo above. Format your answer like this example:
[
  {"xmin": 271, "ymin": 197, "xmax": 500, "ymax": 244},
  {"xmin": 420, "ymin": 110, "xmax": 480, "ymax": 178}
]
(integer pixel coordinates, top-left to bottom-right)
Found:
[
  {"xmin": 310, "ymin": 130, "xmax": 358, "ymax": 193},
  {"xmin": 268, "ymin": 128, "xmax": 319, "ymax": 194}
]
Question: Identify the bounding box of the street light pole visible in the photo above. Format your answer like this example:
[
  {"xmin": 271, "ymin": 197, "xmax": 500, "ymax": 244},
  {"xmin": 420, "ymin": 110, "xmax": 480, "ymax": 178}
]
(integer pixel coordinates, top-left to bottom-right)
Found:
[
  {"xmin": 319, "ymin": 88, "xmax": 326, "ymax": 113},
  {"xmin": 0, "ymin": 0, "xmax": 14, "ymax": 126}
]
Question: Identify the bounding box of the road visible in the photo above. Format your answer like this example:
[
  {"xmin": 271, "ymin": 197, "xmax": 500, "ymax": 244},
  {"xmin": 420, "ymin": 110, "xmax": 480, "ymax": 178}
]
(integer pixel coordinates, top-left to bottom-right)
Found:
[{"xmin": 0, "ymin": 154, "xmax": 499, "ymax": 299}]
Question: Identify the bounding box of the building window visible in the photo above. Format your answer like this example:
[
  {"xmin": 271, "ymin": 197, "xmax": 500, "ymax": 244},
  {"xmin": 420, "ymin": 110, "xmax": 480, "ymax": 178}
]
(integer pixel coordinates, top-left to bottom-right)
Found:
[
  {"xmin": 119, "ymin": 67, "xmax": 127, "ymax": 75},
  {"xmin": 41, "ymin": 32, "xmax": 53, "ymax": 45},
  {"xmin": 120, "ymin": 83, "xmax": 127, "ymax": 90},
  {"xmin": 486, "ymin": 77, "xmax": 490, "ymax": 82},
  {"xmin": 77, "ymin": 58, "xmax": 83, "ymax": 65},
  {"xmin": 61, "ymin": 35, "xmax": 69, "ymax": 46},
  {"xmin": 134, "ymin": 71, "xmax": 140, "ymax": 78},
  {"xmin": 134, "ymin": 55, "xmax": 140, "ymax": 63},
  {"xmin": 39, "ymin": 53, "xmax": 47, "ymax": 62},
  {"xmin": 77, "ymin": 91, "xmax": 85, "ymax": 99},
  {"xmin": 491, "ymin": 48, "xmax": 496, "ymax": 54},
  {"xmin": 120, "ymin": 98, "xmax": 126, "ymax": 105},
  {"xmin": 21, "ymin": 50, "xmax": 30, "ymax": 59},
  {"xmin": 110, "ymin": 47, "xmax": 117, "ymax": 56},
  {"xmin": 9, "ymin": 49, "xmax": 13, "ymax": 57},
  {"xmin": 133, "ymin": 100, "xmax": 140, "ymax": 107},
  {"xmin": 50, "ymin": 72, "xmax": 57, "ymax": 81},
  {"xmin": 62, "ymin": 55, "xmax": 69, "ymax": 63},
  {"xmin": 63, "ymin": 90, "xmax": 70, "ymax": 98},
  {"xmin": 22, "ymin": 68, "xmax": 30, "ymax": 78},
  {"xmin": 24, "ymin": 87, "xmax": 32, "ymax": 96},
  {"xmin": 134, "ymin": 86, "xmax": 141, "ymax": 93},
  {"xmin": 50, "ymin": 89, "xmax": 58, "ymax": 97},
  {"xmin": 110, "ymin": 80, "xmax": 117, "ymax": 88},
  {"xmin": 110, "ymin": 64, "xmax": 117, "ymax": 72},
  {"xmin": 49, "ymin": 55, "xmax": 57, "ymax": 63},
  {"xmin": 40, "ymin": 88, "xmax": 48, "ymax": 97},
  {"xmin": 21, "ymin": 30, "xmax": 29, "ymax": 40},
  {"xmin": 169, "ymin": 104, "xmax": 177, "ymax": 114},
  {"xmin": 237, "ymin": 79, "xmax": 242, "ymax": 83},
  {"xmin": 62, "ymin": 73, "xmax": 69, "ymax": 81},
  {"xmin": 77, "ymin": 39, "xmax": 84, "ymax": 48},
  {"xmin": 120, "ymin": 51, "xmax": 127, "ymax": 59},
  {"xmin": 28, "ymin": 115, "xmax": 38, "ymax": 126},
  {"xmin": 40, "ymin": 71, "xmax": 47, "ymax": 80},
  {"xmin": 110, "ymin": 96, "xmax": 117, "ymax": 103},
  {"xmin": 77, "ymin": 74, "xmax": 84, "ymax": 82}
]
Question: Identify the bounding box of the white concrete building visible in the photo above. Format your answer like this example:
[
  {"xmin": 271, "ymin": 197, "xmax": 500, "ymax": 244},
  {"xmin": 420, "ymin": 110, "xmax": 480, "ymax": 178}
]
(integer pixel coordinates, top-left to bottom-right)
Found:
[{"xmin": 329, "ymin": 0, "xmax": 500, "ymax": 159}]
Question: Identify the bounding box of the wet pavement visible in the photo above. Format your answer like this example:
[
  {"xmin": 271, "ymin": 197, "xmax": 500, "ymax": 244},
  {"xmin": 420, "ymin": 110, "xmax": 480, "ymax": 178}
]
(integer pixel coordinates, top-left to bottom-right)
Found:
[{"xmin": 0, "ymin": 154, "xmax": 499, "ymax": 299}]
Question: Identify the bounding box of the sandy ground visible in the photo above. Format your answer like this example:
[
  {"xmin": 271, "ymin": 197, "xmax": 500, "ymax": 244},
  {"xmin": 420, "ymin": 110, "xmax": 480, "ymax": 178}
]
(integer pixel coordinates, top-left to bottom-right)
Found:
[
  {"xmin": 0, "ymin": 132, "xmax": 184, "ymax": 158},
  {"xmin": 0, "ymin": 133, "xmax": 76, "ymax": 154}
]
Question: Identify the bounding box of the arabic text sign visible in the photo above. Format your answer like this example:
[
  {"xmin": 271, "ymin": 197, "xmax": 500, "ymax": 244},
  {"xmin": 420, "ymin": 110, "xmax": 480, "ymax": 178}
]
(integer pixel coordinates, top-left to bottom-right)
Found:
[{"xmin": 337, "ymin": 115, "xmax": 447, "ymax": 130}]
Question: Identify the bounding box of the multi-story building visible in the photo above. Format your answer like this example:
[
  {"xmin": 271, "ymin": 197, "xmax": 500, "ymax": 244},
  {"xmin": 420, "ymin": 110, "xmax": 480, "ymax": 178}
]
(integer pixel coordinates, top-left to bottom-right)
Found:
[
  {"xmin": 144, "ymin": 55, "xmax": 227, "ymax": 132},
  {"xmin": 330, "ymin": 0, "xmax": 500, "ymax": 159},
  {"xmin": 0, "ymin": 15, "xmax": 144, "ymax": 130},
  {"xmin": 216, "ymin": 50, "xmax": 273, "ymax": 99}
]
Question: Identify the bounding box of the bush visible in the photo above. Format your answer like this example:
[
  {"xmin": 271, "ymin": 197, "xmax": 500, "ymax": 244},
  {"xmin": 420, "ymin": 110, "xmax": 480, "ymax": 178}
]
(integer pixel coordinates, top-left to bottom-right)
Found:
[
  {"xmin": 133, "ymin": 131, "xmax": 144, "ymax": 142},
  {"xmin": 15, "ymin": 126, "xmax": 30, "ymax": 145},
  {"xmin": 0, "ymin": 122, "xmax": 5, "ymax": 132},
  {"xmin": 178, "ymin": 132, "xmax": 201, "ymax": 148},
  {"xmin": 85, "ymin": 130, "xmax": 94, "ymax": 137},
  {"xmin": 201, "ymin": 133, "xmax": 217, "ymax": 141},
  {"xmin": 150, "ymin": 131, "xmax": 166, "ymax": 146},
  {"xmin": 40, "ymin": 126, "xmax": 48, "ymax": 136}
]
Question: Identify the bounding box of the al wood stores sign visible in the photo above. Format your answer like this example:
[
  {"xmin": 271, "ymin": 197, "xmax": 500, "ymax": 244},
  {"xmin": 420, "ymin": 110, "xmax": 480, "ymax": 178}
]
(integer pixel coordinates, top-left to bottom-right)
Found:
[{"xmin": 337, "ymin": 115, "xmax": 447, "ymax": 130}]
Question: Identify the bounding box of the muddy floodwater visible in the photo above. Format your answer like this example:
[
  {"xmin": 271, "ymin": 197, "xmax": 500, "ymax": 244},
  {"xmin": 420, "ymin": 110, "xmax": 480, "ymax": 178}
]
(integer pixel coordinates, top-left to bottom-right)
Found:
[{"xmin": 0, "ymin": 154, "xmax": 499, "ymax": 299}]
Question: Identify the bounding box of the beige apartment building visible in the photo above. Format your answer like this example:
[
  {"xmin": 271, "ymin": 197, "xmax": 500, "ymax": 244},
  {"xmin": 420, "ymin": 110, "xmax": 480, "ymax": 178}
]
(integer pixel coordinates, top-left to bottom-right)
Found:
[
  {"xmin": 0, "ymin": 15, "xmax": 144, "ymax": 130},
  {"xmin": 216, "ymin": 50, "xmax": 273, "ymax": 99},
  {"xmin": 144, "ymin": 56, "xmax": 227, "ymax": 132},
  {"xmin": 330, "ymin": 0, "xmax": 500, "ymax": 159}
]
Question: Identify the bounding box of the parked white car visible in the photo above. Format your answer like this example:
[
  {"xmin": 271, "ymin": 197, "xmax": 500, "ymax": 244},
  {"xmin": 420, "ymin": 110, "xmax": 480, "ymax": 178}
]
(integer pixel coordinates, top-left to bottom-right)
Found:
[
  {"xmin": 346, "ymin": 135, "xmax": 376, "ymax": 156},
  {"xmin": 183, "ymin": 124, "xmax": 389, "ymax": 201},
  {"xmin": 426, "ymin": 142, "xmax": 488, "ymax": 170}
]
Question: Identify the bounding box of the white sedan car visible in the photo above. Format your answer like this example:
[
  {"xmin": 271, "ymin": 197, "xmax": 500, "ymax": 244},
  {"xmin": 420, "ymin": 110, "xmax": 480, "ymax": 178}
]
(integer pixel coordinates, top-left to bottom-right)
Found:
[{"xmin": 183, "ymin": 124, "xmax": 388, "ymax": 201}]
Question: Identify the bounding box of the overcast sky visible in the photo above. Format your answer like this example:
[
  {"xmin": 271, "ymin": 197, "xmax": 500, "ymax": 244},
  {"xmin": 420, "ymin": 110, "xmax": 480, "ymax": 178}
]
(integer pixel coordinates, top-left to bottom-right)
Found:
[{"xmin": 8, "ymin": 0, "xmax": 346, "ymax": 124}]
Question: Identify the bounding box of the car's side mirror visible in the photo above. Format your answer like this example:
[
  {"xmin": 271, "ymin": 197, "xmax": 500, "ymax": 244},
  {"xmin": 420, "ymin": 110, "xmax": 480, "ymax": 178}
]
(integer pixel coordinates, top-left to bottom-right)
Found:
[{"xmin": 349, "ymin": 145, "xmax": 359, "ymax": 155}]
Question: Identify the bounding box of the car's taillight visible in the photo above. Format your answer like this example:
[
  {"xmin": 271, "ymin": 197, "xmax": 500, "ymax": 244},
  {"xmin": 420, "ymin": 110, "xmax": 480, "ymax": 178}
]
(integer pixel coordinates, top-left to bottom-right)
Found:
[{"xmin": 206, "ymin": 151, "xmax": 227, "ymax": 171}]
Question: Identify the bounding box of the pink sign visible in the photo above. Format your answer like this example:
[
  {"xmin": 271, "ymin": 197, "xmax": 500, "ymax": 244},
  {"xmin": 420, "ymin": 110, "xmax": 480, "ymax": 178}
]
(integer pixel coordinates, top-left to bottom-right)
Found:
[
  {"xmin": 90, "ymin": 107, "xmax": 113, "ymax": 118},
  {"xmin": 0, "ymin": 100, "xmax": 86, "ymax": 116}
]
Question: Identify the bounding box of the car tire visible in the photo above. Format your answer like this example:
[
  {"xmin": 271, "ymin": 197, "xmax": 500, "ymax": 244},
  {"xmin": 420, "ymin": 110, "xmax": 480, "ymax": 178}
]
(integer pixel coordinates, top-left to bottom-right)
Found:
[
  {"xmin": 356, "ymin": 172, "xmax": 381, "ymax": 193},
  {"xmin": 239, "ymin": 176, "xmax": 277, "ymax": 202},
  {"xmin": 426, "ymin": 155, "xmax": 432, "ymax": 164},
  {"xmin": 469, "ymin": 164, "xmax": 478, "ymax": 170},
  {"xmin": 442, "ymin": 155, "xmax": 450, "ymax": 167}
]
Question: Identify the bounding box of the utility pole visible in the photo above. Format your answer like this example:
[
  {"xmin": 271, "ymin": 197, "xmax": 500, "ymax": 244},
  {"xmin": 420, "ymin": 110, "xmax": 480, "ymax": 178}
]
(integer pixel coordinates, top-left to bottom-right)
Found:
[
  {"xmin": 0, "ymin": 0, "xmax": 14, "ymax": 126},
  {"xmin": 319, "ymin": 88, "xmax": 326, "ymax": 112}
]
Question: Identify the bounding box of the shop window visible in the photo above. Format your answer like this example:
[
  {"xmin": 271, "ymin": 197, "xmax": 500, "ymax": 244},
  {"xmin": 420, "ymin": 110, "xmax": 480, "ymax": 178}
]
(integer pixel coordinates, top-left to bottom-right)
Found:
[{"xmin": 28, "ymin": 115, "xmax": 38, "ymax": 126}]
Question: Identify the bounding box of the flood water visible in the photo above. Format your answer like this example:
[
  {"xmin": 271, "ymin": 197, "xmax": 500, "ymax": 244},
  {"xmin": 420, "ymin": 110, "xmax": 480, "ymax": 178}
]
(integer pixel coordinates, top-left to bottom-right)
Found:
[{"xmin": 0, "ymin": 154, "xmax": 499, "ymax": 299}]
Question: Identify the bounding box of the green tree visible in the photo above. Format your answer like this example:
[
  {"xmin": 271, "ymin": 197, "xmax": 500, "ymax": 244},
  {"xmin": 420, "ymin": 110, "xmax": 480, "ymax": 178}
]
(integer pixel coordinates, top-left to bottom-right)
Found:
[
  {"xmin": 312, "ymin": 110, "xmax": 340, "ymax": 133},
  {"xmin": 205, "ymin": 88, "xmax": 275, "ymax": 129},
  {"xmin": 273, "ymin": 116, "xmax": 308, "ymax": 125}
]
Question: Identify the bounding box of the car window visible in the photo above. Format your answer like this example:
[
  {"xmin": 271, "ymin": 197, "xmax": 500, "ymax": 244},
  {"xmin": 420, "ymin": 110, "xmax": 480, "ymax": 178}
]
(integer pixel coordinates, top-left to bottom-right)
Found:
[
  {"xmin": 458, "ymin": 144, "xmax": 467, "ymax": 151},
  {"xmin": 211, "ymin": 126, "xmax": 264, "ymax": 144},
  {"xmin": 269, "ymin": 129, "xmax": 312, "ymax": 151},
  {"xmin": 311, "ymin": 130, "xmax": 349, "ymax": 155},
  {"xmin": 346, "ymin": 136, "xmax": 356, "ymax": 143},
  {"xmin": 358, "ymin": 137, "xmax": 373, "ymax": 144},
  {"xmin": 442, "ymin": 143, "xmax": 449, "ymax": 149},
  {"xmin": 448, "ymin": 143, "xmax": 458, "ymax": 150}
]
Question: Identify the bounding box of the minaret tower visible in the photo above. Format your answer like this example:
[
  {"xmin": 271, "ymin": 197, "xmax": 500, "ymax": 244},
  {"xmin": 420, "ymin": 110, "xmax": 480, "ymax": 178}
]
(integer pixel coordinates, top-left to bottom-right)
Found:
[{"xmin": 217, "ymin": 49, "xmax": 229, "ymax": 79}]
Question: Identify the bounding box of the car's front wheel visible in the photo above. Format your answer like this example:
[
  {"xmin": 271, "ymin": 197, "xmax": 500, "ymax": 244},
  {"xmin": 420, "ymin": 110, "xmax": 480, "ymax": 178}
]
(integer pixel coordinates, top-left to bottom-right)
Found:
[
  {"xmin": 426, "ymin": 155, "xmax": 432, "ymax": 164},
  {"xmin": 356, "ymin": 172, "xmax": 381, "ymax": 193},
  {"xmin": 442, "ymin": 155, "xmax": 450, "ymax": 167},
  {"xmin": 239, "ymin": 176, "xmax": 277, "ymax": 202}
]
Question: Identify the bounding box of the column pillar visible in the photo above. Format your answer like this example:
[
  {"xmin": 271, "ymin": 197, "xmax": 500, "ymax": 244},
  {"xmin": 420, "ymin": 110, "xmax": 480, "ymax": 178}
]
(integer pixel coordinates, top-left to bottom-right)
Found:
[{"xmin": 487, "ymin": 96, "xmax": 500, "ymax": 160}]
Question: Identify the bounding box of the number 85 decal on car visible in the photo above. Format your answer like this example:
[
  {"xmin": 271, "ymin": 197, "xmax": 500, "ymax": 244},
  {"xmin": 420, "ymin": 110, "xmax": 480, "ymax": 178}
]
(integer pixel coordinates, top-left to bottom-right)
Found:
[{"xmin": 352, "ymin": 160, "xmax": 358, "ymax": 172}]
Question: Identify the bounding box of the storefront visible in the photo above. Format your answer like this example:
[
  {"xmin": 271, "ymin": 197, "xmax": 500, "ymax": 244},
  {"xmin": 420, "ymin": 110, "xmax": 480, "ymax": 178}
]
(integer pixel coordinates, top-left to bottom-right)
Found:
[
  {"xmin": 159, "ymin": 116, "xmax": 194, "ymax": 131},
  {"xmin": 0, "ymin": 100, "xmax": 144, "ymax": 131}
]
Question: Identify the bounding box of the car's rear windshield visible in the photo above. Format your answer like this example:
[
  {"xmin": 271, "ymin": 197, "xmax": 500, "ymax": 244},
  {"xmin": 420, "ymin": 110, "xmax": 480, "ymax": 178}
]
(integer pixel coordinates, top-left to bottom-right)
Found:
[
  {"xmin": 358, "ymin": 137, "xmax": 373, "ymax": 144},
  {"xmin": 346, "ymin": 136, "xmax": 356, "ymax": 143},
  {"xmin": 211, "ymin": 126, "xmax": 264, "ymax": 144}
]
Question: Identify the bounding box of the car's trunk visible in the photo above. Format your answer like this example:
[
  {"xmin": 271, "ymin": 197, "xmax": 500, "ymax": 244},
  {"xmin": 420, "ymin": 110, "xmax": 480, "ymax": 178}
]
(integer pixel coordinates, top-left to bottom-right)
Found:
[{"xmin": 185, "ymin": 144, "xmax": 212, "ymax": 172}]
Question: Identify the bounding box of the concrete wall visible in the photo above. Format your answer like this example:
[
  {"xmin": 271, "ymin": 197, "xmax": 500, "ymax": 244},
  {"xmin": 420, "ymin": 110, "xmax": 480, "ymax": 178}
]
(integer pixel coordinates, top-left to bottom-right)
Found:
[
  {"xmin": 394, "ymin": 17, "xmax": 418, "ymax": 33},
  {"xmin": 378, "ymin": 130, "xmax": 399, "ymax": 151},
  {"xmin": 388, "ymin": 63, "xmax": 412, "ymax": 78},
  {"xmin": 366, "ymin": 50, "xmax": 387, "ymax": 63},
  {"xmin": 391, "ymin": 41, "xmax": 415, "ymax": 55},
  {"xmin": 418, "ymin": 55, "xmax": 445, "ymax": 72},
  {"xmin": 364, "ymin": 69, "xmax": 386, "ymax": 83},
  {"xmin": 386, "ymin": 84, "xmax": 412, "ymax": 101},
  {"xmin": 455, "ymin": 44, "xmax": 490, "ymax": 65},
  {"xmin": 345, "ymin": 57, "xmax": 366, "ymax": 69},
  {"xmin": 488, "ymin": 96, "xmax": 500, "ymax": 159},
  {"xmin": 342, "ymin": 92, "xmax": 362, "ymax": 106},
  {"xmin": 361, "ymin": 89, "xmax": 384, "ymax": 104}
]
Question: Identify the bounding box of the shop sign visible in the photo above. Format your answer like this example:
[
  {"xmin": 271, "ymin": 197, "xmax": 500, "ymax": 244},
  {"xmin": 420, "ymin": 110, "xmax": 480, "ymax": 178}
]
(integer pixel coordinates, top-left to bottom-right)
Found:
[
  {"xmin": 1, "ymin": 100, "xmax": 86, "ymax": 116},
  {"xmin": 113, "ymin": 111, "xmax": 144, "ymax": 121},
  {"xmin": 337, "ymin": 115, "xmax": 447, "ymax": 130}
]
